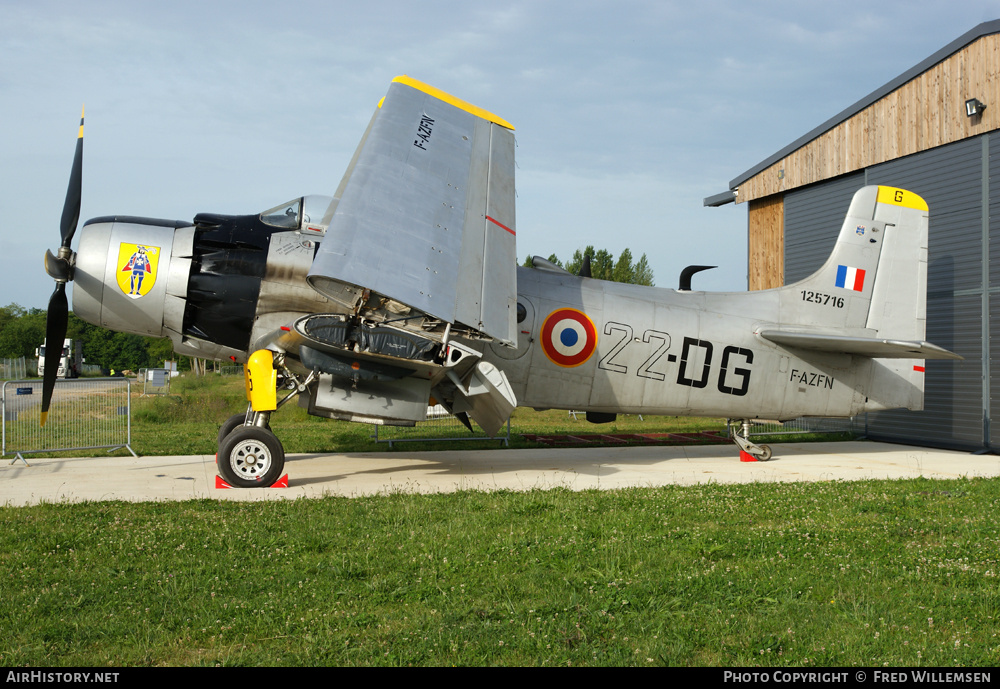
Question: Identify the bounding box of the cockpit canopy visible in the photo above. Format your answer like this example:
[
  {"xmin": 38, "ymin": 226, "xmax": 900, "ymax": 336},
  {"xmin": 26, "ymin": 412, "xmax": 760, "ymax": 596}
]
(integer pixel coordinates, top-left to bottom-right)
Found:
[{"xmin": 260, "ymin": 195, "xmax": 335, "ymax": 234}]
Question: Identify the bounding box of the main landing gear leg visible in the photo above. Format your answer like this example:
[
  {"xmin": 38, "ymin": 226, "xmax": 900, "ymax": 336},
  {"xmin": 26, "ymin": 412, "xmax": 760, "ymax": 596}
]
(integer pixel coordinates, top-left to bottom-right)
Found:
[
  {"xmin": 216, "ymin": 351, "xmax": 283, "ymax": 487},
  {"xmin": 728, "ymin": 419, "xmax": 772, "ymax": 461},
  {"xmin": 217, "ymin": 351, "xmax": 317, "ymax": 488}
]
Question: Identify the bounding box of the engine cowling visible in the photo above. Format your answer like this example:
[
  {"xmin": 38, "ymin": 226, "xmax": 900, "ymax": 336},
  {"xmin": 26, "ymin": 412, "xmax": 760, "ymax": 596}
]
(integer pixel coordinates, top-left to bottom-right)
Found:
[
  {"xmin": 73, "ymin": 215, "xmax": 249, "ymax": 361},
  {"xmin": 74, "ymin": 216, "xmax": 190, "ymax": 337}
]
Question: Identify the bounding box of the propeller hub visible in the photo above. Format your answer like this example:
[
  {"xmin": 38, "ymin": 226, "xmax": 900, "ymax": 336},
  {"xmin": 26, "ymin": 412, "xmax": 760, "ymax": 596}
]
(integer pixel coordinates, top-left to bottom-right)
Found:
[{"xmin": 44, "ymin": 248, "xmax": 75, "ymax": 283}]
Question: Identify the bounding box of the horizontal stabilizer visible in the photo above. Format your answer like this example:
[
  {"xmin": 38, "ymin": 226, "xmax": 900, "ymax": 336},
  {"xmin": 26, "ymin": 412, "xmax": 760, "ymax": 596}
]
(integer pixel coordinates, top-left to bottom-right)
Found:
[{"xmin": 759, "ymin": 330, "xmax": 962, "ymax": 360}]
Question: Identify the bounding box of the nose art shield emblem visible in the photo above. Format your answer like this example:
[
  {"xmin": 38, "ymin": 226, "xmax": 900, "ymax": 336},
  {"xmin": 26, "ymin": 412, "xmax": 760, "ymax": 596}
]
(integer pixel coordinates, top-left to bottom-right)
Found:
[{"xmin": 116, "ymin": 243, "xmax": 160, "ymax": 299}]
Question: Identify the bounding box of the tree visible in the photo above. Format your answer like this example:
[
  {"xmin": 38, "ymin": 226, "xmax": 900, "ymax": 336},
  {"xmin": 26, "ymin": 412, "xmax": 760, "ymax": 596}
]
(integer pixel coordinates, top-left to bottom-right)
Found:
[
  {"xmin": 0, "ymin": 304, "xmax": 26, "ymax": 335},
  {"xmin": 83, "ymin": 327, "xmax": 156, "ymax": 372},
  {"xmin": 146, "ymin": 337, "xmax": 177, "ymax": 369},
  {"xmin": 633, "ymin": 254, "xmax": 654, "ymax": 286},
  {"xmin": 541, "ymin": 246, "xmax": 655, "ymax": 286},
  {"xmin": 612, "ymin": 248, "xmax": 634, "ymax": 284},
  {"xmin": 0, "ymin": 306, "xmax": 45, "ymax": 358},
  {"xmin": 0, "ymin": 304, "xmax": 195, "ymax": 374}
]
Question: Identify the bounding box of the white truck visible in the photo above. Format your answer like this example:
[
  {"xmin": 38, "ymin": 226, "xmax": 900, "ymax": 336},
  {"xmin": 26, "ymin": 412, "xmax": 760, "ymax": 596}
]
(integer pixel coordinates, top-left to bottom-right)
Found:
[{"xmin": 36, "ymin": 338, "xmax": 83, "ymax": 379}]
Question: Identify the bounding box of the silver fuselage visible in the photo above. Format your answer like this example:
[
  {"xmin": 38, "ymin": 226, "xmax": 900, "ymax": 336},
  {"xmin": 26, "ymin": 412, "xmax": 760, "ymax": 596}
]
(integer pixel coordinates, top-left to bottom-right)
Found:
[{"xmin": 483, "ymin": 266, "xmax": 880, "ymax": 420}]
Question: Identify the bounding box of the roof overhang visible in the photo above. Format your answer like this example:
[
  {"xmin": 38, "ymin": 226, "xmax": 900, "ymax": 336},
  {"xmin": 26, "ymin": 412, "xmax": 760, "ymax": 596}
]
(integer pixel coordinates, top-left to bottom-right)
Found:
[
  {"xmin": 727, "ymin": 19, "xmax": 1000, "ymax": 192},
  {"xmin": 703, "ymin": 190, "xmax": 736, "ymax": 207}
]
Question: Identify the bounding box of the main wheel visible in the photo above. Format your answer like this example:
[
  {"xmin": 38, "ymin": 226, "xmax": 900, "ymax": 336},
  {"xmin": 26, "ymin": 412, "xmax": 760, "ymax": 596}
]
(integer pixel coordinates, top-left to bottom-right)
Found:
[
  {"xmin": 218, "ymin": 414, "xmax": 248, "ymax": 448},
  {"xmin": 217, "ymin": 426, "xmax": 285, "ymax": 488},
  {"xmin": 757, "ymin": 445, "xmax": 773, "ymax": 461},
  {"xmin": 217, "ymin": 413, "xmax": 271, "ymax": 449}
]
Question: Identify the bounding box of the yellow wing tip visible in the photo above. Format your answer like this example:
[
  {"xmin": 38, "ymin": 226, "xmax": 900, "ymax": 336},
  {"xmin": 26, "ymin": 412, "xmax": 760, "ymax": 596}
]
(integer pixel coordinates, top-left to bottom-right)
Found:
[
  {"xmin": 877, "ymin": 186, "xmax": 928, "ymax": 212},
  {"xmin": 391, "ymin": 75, "xmax": 515, "ymax": 130},
  {"xmin": 40, "ymin": 411, "xmax": 48, "ymax": 427}
]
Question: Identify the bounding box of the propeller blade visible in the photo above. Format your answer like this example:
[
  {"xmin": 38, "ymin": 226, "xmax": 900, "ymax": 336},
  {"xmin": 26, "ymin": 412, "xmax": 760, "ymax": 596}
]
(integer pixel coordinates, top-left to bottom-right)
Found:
[
  {"xmin": 40, "ymin": 284, "xmax": 68, "ymax": 427},
  {"xmin": 42, "ymin": 108, "xmax": 85, "ymax": 426},
  {"xmin": 59, "ymin": 106, "xmax": 84, "ymax": 249}
]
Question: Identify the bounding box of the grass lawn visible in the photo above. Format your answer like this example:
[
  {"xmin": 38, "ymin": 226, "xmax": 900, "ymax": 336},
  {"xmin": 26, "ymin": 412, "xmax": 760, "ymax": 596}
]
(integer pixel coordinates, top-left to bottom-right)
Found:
[{"xmin": 1, "ymin": 478, "xmax": 998, "ymax": 666}]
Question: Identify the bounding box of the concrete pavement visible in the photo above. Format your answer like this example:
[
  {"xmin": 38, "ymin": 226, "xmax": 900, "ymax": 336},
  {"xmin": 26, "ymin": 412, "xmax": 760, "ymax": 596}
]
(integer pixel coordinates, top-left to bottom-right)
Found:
[{"xmin": 2, "ymin": 440, "xmax": 998, "ymax": 506}]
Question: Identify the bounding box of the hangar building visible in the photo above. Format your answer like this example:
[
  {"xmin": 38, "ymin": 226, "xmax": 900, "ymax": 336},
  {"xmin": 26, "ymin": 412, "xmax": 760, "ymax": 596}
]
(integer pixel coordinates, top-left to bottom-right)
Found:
[{"xmin": 706, "ymin": 20, "xmax": 1000, "ymax": 451}]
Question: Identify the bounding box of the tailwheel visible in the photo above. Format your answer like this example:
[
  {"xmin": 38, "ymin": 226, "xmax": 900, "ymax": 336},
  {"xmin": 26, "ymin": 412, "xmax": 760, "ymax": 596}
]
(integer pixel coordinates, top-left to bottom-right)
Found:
[
  {"xmin": 728, "ymin": 419, "xmax": 774, "ymax": 461},
  {"xmin": 217, "ymin": 426, "xmax": 285, "ymax": 488}
]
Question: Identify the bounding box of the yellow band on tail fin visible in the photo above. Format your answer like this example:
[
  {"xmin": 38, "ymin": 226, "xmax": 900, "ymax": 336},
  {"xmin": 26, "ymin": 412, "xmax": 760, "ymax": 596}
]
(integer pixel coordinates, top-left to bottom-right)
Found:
[{"xmin": 877, "ymin": 186, "xmax": 928, "ymax": 212}]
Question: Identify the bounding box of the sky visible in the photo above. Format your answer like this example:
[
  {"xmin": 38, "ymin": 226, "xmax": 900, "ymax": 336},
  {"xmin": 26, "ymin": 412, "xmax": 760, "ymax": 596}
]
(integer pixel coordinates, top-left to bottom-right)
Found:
[{"xmin": 2, "ymin": 0, "xmax": 998, "ymax": 311}]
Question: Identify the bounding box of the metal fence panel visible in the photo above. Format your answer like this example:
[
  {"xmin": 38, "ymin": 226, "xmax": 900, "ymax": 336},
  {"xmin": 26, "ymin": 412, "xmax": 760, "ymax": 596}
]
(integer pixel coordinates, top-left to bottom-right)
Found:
[
  {"xmin": 140, "ymin": 368, "xmax": 171, "ymax": 395},
  {"xmin": 0, "ymin": 358, "xmax": 31, "ymax": 381},
  {"xmin": 745, "ymin": 416, "xmax": 860, "ymax": 437},
  {"xmin": 2, "ymin": 378, "xmax": 136, "ymax": 462}
]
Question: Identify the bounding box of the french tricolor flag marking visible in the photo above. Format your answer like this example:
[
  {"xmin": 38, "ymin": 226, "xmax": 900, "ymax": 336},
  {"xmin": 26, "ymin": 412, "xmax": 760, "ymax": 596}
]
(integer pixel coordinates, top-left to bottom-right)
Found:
[{"xmin": 835, "ymin": 265, "xmax": 866, "ymax": 292}]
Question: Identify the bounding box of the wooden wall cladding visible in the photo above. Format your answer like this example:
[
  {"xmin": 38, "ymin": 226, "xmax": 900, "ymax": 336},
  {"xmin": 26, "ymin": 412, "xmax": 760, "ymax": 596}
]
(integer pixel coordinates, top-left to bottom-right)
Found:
[
  {"xmin": 747, "ymin": 194, "xmax": 784, "ymax": 290},
  {"xmin": 738, "ymin": 34, "xmax": 999, "ymax": 204}
]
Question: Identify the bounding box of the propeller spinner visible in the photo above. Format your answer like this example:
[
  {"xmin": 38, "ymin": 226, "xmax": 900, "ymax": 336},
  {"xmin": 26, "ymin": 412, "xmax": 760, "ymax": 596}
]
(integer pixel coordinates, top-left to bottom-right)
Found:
[{"xmin": 40, "ymin": 107, "xmax": 84, "ymax": 427}]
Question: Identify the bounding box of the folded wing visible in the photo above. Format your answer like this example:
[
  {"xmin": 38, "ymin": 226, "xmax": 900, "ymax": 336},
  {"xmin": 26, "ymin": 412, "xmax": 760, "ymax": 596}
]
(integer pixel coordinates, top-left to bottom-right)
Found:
[{"xmin": 307, "ymin": 75, "xmax": 517, "ymax": 346}]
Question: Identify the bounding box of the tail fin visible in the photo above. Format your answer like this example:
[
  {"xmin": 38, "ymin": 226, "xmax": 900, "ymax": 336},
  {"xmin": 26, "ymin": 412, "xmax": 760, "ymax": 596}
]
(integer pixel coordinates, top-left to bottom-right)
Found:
[
  {"xmin": 760, "ymin": 185, "xmax": 958, "ymax": 412},
  {"xmin": 766, "ymin": 186, "xmax": 956, "ymax": 358},
  {"xmin": 785, "ymin": 186, "xmax": 928, "ymax": 333}
]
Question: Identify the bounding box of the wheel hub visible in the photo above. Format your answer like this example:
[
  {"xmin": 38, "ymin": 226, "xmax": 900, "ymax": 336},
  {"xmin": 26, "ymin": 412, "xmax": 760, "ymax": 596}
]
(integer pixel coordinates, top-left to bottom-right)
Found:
[{"xmin": 233, "ymin": 441, "xmax": 271, "ymax": 478}]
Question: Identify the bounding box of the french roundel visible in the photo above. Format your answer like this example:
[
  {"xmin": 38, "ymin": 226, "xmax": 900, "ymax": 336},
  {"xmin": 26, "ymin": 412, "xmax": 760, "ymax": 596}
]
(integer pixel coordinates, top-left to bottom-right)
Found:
[{"xmin": 540, "ymin": 308, "xmax": 598, "ymax": 367}]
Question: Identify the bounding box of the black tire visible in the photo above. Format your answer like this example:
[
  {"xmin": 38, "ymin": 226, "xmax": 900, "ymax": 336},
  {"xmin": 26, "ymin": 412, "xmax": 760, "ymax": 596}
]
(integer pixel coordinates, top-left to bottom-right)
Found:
[
  {"xmin": 217, "ymin": 413, "xmax": 271, "ymax": 448},
  {"xmin": 758, "ymin": 445, "xmax": 773, "ymax": 461},
  {"xmin": 217, "ymin": 426, "xmax": 285, "ymax": 488},
  {"xmin": 218, "ymin": 414, "xmax": 248, "ymax": 448}
]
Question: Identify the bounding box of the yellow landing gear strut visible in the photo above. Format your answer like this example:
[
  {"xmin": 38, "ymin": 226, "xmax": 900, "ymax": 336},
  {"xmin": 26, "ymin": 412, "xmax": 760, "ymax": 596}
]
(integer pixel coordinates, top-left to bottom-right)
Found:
[{"xmin": 216, "ymin": 350, "xmax": 317, "ymax": 488}]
